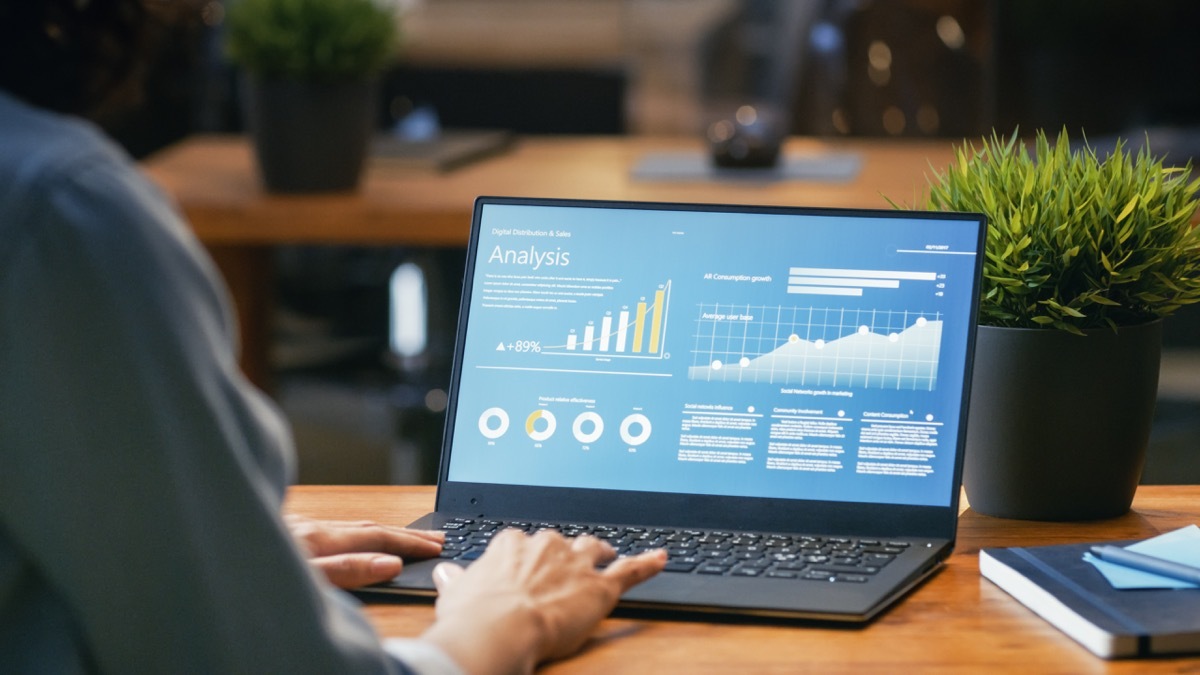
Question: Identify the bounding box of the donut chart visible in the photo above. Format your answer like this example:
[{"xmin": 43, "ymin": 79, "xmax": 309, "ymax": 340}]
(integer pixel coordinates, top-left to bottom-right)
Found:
[
  {"xmin": 525, "ymin": 409, "xmax": 557, "ymax": 441},
  {"xmin": 619, "ymin": 413, "xmax": 652, "ymax": 446},
  {"xmin": 571, "ymin": 412, "xmax": 604, "ymax": 443},
  {"xmin": 478, "ymin": 407, "xmax": 510, "ymax": 439}
]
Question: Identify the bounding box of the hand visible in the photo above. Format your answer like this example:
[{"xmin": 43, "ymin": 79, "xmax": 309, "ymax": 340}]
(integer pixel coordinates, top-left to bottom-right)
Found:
[
  {"xmin": 421, "ymin": 529, "xmax": 666, "ymax": 675},
  {"xmin": 284, "ymin": 515, "xmax": 444, "ymax": 589}
]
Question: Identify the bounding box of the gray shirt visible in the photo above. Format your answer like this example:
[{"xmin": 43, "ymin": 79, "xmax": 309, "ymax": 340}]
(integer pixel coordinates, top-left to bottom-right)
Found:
[{"xmin": 0, "ymin": 91, "xmax": 447, "ymax": 674}]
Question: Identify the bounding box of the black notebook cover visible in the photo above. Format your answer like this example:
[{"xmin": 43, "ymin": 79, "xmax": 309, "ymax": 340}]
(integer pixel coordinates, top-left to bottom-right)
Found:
[{"xmin": 980, "ymin": 543, "xmax": 1200, "ymax": 658}]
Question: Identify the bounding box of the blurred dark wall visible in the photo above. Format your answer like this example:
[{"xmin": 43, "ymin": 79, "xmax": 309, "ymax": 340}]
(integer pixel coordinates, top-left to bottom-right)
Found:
[
  {"xmin": 783, "ymin": 0, "xmax": 1200, "ymax": 140},
  {"xmin": 381, "ymin": 66, "xmax": 626, "ymax": 135},
  {"xmin": 101, "ymin": 4, "xmax": 231, "ymax": 158},
  {"xmin": 994, "ymin": 0, "xmax": 1200, "ymax": 136},
  {"xmin": 106, "ymin": 1, "xmax": 1200, "ymax": 154}
]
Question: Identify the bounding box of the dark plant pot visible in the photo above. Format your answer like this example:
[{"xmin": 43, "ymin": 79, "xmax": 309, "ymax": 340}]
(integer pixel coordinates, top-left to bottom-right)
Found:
[
  {"xmin": 241, "ymin": 76, "xmax": 376, "ymax": 193},
  {"xmin": 963, "ymin": 321, "xmax": 1162, "ymax": 521}
]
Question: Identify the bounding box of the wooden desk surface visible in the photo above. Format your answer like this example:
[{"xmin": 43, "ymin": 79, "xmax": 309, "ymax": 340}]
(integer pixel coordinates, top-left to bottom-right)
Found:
[
  {"xmin": 142, "ymin": 134, "xmax": 957, "ymax": 246},
  {"xmin": 285, "ymin": 485, "xmax": 1200, "ymax": 674}
]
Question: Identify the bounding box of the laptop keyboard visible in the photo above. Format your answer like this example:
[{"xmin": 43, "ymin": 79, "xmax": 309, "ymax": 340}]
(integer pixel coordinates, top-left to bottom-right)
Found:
[{"xmin": 436, "ymin": 518, "xmax": 911, "ymax": 583}]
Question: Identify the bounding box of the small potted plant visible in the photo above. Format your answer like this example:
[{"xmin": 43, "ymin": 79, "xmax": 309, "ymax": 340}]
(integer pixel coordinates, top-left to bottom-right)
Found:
[
  {"xmin": 915, "ymin": 129, "xmax": 1200, "ymax": 520},
  {"xmin": 225, "ymin": 0, "xmax": 400, "ymax": 192}
]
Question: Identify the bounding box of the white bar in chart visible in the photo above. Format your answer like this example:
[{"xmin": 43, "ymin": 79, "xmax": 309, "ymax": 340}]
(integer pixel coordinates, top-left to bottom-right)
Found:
[
  {"xmin": 786, "ymin": 267, "xmax": 937, "ymax": 297},
  {"xmin": 616, "ymin": 311, "xmax": 629, "ymax": 352}
]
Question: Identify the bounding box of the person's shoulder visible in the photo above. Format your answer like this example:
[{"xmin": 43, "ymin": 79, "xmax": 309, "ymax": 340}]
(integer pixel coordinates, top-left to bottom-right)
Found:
[
  {"xmin": 0, "ymin": 90, "xmax": 131, "ymax": 191},
  {"xmin": 0, "ymin": 90, "xmax": 189, "ymax": 269}
]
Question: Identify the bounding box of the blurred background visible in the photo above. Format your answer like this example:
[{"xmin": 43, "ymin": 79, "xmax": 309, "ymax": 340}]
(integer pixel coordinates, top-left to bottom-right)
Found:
[{"xmin": 111, "ymin": 0, "xmax": 1200, "ymax": 485}]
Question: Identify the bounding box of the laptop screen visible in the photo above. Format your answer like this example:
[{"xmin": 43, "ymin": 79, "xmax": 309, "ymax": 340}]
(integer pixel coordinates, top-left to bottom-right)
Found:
[{"xmin": 444, "ymin": 198, "xmax": 984, "ymax": 510}]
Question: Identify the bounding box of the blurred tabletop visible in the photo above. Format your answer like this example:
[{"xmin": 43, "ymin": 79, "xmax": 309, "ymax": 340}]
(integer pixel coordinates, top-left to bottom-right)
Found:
[
  {"xmin": 140, "ymin": 134, "xmax": 958, "ymax": 387},
  {"xmin": 141, "ymin": 134, "xmax": 958, "ymax": 245}
]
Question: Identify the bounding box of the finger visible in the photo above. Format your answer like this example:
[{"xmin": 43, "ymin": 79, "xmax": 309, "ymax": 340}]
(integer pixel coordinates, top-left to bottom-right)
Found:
[
  {"xmin": 356, "ymin": 526, "xmax": 446, "ymax": 553},
  {"xmin": 317, "ymin": 524, "xmax": 445, "ymax": 558},
  {"xmin": 342, "ymin": 522, "xmax": 446, "ymax": 545},
  {"xmin": 602, "ymin": 549, "xmax": 668, "ymax": 591},
  {"xmin": 323, "ymin": 520, "xmax": 446, "ymax": 545},
  {"xmin": 487, "ymin": 527, "xmax": 531, "ymax": 550},
  {"xmin": 312, "ymin": 553, "xmax": 403, "ymax": 589},
  {"xmin": 432, "ymin": 561, "xmax": 466, "ymax": 592},
  {"xmin": 402, "ymin": 528, "xmax": 447, "ymax": 544},
  {"xmin": 570, "ymin": 534, "xmax": 616, "ymax": 564}
]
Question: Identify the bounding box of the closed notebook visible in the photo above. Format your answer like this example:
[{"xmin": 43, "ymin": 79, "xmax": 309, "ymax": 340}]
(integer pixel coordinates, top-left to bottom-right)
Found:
[{"xmin": 980, "ymin": 543, "xmax": 1200, "ymax": 658}]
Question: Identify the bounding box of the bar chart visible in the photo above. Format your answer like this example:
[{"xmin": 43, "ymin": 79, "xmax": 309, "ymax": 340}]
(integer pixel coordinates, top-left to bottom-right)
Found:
[{"xmin": 542, "ymin": 280, "xmax": 673, "ymax": 359}]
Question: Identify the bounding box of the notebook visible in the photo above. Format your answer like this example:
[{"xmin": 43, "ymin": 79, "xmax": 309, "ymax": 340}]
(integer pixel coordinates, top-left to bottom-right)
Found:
[
  {"xmin": 981, "ymin": 531, "xmax": 1200, "ymax": 658},
  {"xmin": 372, "ymin": 196, "xmax": 986, "ymax": 622}
]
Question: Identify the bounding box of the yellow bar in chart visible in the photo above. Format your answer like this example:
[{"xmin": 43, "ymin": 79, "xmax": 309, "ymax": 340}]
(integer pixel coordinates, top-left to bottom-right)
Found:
[
  {"xmin": 632, "ymin": 301, "xmax": 647, "ymax": 353},
  {"xmin": 648, "ymin": 289, "xmax": 665, "ymax": 353}
]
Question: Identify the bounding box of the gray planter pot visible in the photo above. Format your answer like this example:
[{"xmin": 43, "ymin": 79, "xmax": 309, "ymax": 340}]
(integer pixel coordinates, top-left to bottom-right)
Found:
[
  {"xmin": 241, "ymin": 76, "xmax": 376, "ymax": 193},
  {"xmin": 963, "ymin": 320, "xmax": 1162, "ymax": 521}
]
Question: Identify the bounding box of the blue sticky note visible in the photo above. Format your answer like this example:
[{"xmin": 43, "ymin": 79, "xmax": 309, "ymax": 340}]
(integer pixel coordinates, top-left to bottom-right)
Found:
[{"xmin": 1083, "ymin": 524, "xmax": 1200, "ymax": 590}]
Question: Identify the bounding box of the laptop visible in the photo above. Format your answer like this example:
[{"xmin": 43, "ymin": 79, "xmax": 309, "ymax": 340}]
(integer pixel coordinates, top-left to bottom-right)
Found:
[{"xmin": 372, "ymin": 196, "xmax": 986, "ymax": 622}]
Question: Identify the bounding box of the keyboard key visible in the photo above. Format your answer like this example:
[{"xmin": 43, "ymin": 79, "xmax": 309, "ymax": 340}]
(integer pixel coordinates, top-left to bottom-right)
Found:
[
  {"xmin": 814, "ymin": 564, "xmax": 880, "ymax": 575},
  {"xmin": 833, "ymin": 574, "xmax": 870, "ymax": 583}
]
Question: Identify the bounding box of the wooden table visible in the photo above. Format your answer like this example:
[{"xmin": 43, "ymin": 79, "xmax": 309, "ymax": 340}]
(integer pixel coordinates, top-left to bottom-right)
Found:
[
  {"xmin": 285, "ymin": 484, "xmax": 1200, "ymax": 673},
  {"xmin": 141, "ymin": 135, "xmax": 958, "ymax": 386}
]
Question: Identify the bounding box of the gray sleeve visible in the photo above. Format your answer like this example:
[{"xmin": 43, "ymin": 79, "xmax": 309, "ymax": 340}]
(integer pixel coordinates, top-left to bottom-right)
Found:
[
  {"xmin": 0, "ymin": 152, "xmax": 418, "ymax": 674},
  {"xmin": 384, "ymin": 639, "xmax": 468, "ymax": 675}
]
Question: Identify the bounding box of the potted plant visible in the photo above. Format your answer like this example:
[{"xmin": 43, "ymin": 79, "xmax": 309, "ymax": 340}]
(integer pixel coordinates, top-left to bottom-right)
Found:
[
  {"xmin": 225, "ymin": 0, "xmax": 399, "ymax": 192},
  {"xmin": 916, "ymin": 129, "xmax": 1200, "ymax": 520}
]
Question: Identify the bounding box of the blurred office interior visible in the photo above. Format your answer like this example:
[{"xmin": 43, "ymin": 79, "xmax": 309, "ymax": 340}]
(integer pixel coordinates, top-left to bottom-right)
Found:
[{"xmin": 110, "ymin": 0, "xmax": 1200, "ymax": 484}]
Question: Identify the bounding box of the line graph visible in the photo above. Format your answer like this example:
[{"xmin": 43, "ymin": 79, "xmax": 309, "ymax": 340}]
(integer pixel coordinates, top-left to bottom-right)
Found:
[{"xmin": 688, "ymin": 304, "xmax": 943, "ymax": 390}]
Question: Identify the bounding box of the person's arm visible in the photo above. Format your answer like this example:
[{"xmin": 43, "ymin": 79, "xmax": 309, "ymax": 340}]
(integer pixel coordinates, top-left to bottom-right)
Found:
[
  {"xmin": 0, "ymin": 128, "xmax": 665, "ymax": 674},
  {"xmin": 0, "ymin": 145, "xmax": 409, "ymax": 673}
]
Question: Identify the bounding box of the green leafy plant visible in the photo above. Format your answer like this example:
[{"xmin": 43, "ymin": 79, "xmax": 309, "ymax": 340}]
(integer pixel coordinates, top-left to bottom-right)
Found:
[
  {"xmin": 913, "ymin": 129, "xmax": 1200, "ymax": 334},
  {"xmin": 225, "ymin": 0, "xmax": 399, "ymax": 81}
]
